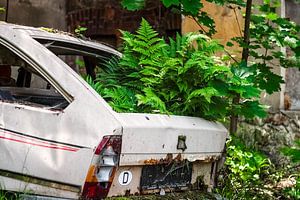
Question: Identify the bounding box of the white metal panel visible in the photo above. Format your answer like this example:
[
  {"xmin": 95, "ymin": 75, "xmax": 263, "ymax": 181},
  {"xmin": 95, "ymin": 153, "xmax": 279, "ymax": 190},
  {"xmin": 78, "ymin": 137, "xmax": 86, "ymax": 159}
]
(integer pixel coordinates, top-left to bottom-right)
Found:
[{"xmin": 118, "ymin": 113, "xmax": 228, "ymax": 165}]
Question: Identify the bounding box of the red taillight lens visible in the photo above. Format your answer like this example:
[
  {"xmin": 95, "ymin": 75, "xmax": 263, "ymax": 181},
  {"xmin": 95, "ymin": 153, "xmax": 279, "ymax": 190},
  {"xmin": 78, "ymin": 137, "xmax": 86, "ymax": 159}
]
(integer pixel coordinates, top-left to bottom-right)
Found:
[{"xmin": 82, "ymin": 135, "xmax": 122, "ymax": 199}]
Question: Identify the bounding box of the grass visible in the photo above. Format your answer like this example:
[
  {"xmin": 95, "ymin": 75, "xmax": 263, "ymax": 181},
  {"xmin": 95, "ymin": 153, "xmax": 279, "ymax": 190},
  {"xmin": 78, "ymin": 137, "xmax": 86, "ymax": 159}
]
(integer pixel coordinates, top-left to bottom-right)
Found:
[{"xmin": 0, "ymin": 190, "xmax": 19, "ymax": 200}]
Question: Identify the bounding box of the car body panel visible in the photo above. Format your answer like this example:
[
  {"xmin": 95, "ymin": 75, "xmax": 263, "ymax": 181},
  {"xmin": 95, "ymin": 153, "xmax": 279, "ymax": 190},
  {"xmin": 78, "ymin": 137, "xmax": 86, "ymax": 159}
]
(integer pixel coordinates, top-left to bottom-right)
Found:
[{"xmin": 118, "ymin": 113, "xmax": 227, "ymax": 166}]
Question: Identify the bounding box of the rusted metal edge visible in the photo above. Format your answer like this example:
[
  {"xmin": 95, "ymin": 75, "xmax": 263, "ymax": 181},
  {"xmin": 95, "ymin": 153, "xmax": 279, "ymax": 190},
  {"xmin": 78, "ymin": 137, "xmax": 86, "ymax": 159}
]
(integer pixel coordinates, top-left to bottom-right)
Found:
[
  {"xmin": 0, "ymin": 169, "xmax": 80, "ymax": 193},
  {"xmin": 143, "ymin": 153, "xmax": 222, "ymax": 165}
]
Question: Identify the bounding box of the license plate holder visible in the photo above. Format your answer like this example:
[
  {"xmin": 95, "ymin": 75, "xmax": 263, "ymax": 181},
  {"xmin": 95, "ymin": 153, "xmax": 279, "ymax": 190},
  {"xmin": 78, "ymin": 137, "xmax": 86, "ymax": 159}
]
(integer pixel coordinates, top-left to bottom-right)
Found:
[{"xmin": 140, "ymin": 161, "xmax": 192, "ymax": 190}]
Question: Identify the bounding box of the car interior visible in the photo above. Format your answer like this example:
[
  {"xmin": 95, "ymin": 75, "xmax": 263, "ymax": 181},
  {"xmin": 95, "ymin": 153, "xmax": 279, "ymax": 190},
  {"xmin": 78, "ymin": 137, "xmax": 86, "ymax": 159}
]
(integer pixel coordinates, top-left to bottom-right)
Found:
[{"xmin": 0, "ymin": 44, "xmax": 69, "ymax": 110}]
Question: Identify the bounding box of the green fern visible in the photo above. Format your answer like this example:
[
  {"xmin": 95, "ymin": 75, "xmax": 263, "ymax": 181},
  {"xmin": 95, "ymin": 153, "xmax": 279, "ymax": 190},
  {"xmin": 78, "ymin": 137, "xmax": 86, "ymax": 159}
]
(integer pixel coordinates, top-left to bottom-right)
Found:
[
  {"xmin": 86, "ymin": 19, "xmax": 265, "ymax": 121},
  {"xmin": 103, "ymin": 87, "xmax": 137, "ymax": 112}
]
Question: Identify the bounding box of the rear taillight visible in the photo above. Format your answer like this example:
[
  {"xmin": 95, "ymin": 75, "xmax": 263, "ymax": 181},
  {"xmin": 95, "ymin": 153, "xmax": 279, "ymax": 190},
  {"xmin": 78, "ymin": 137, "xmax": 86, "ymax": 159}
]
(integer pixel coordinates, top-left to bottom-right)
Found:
[{"xmin": 82, "ymin": 135, "xmax": 122, "ymax": 199}]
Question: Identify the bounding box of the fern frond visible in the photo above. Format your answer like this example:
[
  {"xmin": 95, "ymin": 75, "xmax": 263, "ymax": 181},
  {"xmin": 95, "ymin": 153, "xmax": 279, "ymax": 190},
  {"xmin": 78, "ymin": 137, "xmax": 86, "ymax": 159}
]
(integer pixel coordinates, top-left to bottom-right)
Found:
[
  {"xmin": 136, "ymin": 88, "xmax": 167, "ymax": 113},
  {"xmin": 136, "ymin": 18, "xmax": 159, "ymax": 41}
]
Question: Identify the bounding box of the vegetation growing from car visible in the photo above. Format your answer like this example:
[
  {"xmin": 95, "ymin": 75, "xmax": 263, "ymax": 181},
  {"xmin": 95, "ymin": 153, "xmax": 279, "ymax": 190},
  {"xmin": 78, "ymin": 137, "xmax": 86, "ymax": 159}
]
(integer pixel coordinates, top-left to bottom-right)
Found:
[
  {"xmin": 87, "ymin": 0, "xmax": 300, "ymax": 198},
  {"xmin": 88, "ymin": 19, "xmax": 265, "ymax": 121},
  {"xmin": 121, "ymin": 0, "xmax": 300, "ymax": 134}
]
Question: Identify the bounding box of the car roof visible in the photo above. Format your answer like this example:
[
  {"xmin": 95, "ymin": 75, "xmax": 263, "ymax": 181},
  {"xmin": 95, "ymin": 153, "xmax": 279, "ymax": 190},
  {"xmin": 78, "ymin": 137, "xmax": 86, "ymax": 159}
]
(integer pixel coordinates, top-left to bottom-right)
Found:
[{"xmin": 0, "ymin": 21, "xmax": 121, "ymax": 57}]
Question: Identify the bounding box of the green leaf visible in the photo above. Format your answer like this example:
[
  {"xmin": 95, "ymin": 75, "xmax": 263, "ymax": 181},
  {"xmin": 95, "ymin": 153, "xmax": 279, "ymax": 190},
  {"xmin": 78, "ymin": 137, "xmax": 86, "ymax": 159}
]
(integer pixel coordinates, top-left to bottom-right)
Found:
[
  {"xmin": 231, "ymin": 62, "xmax": 253, "ymax": 80},
  {"xmin": 239, "ymin": 101, "xmax": 267, "ymax": 118},
  {"xmin": 182, "ymin": 0, "xmax": 203, "ymax": 16},
  {"xmin": 284, "ymin": 36, "xmax": 298, "ymax": 48},
  {"xmin": 162, "ymin": 0, "xmax": 180, "ymax": 7},
  {"xmin": 281, "ymin": 140, "xmax": 300, "ymax": 163},
  {"xmin": 136, "ymin": 88, "xmax": 167, "ymax": 112},
  {"xmin": 188, "ymin": 87, "xmax": 219, "ymax": 103},
  {"xmin": 257, "ymin": 68, "xmax": 284, "ymax": 94},
  {"xmin": 121, "ymin": 0, "xmax": 145, "ymax": 11},
  {"xmin": 196, "ymin": 11, "xmax": 216, "ymax": 35},
  {"xmin": 229, "ymin": 85, "xmax": 260, "ymax": 98},
  {"xmin": 226, "ymin": 41, "xmax": 234, "ymax": 47},
  {"xmin": 266, "ymin": 12, "xmax": 278, "ymax": 20}
]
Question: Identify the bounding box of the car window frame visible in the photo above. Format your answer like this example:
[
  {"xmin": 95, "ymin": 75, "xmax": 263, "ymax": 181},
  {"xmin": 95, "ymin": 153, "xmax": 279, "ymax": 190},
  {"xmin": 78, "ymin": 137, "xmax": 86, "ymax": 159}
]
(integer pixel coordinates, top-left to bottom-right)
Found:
[{"xmin": 0, "ymin": 37, "xmax": 73, "ymax": 111}]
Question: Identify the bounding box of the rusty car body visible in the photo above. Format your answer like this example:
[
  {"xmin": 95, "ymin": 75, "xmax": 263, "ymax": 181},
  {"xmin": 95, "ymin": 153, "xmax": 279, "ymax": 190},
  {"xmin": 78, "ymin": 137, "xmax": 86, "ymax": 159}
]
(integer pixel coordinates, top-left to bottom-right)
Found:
[{"xmin": 0, "ymin": 22, "xmax": 228, "ymax": 199}]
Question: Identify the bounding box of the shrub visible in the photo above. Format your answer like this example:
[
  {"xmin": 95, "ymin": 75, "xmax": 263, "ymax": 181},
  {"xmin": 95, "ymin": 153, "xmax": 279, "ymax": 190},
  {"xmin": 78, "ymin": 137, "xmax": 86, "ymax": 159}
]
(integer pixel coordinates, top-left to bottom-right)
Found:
[
  {"xmin": 216, "ymin": 137, "xmax": 274, "ymax": 199},
  {"xmin": 89, "ymin": 19, "xmax": 265, "ymax": 121}
]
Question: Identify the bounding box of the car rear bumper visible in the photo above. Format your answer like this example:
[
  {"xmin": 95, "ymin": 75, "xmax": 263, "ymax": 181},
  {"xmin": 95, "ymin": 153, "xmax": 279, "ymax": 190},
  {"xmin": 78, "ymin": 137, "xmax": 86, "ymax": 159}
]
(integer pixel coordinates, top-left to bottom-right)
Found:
[{"xmin": 107, "ymin": 160, "xmax": 218, "ymax": 197}]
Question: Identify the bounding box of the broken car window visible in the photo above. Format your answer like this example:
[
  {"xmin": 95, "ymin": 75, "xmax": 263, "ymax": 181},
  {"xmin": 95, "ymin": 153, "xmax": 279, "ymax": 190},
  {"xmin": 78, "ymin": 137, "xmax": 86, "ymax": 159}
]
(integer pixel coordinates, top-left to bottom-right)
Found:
[
  {"xmin": 0, "ymin": 44, "xmax": 69, "ymax": 110},
  {"xmin": 35, "ymin": 39, "xmax": 114, "ymax": 80}
]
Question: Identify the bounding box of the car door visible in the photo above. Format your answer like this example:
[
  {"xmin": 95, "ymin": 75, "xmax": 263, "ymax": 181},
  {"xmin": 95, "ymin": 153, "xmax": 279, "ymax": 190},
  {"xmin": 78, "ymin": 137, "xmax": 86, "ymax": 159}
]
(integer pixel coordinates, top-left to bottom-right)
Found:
[{"xmin": 0, "ymin": 39, "xmax": 96, "ymax": 190}]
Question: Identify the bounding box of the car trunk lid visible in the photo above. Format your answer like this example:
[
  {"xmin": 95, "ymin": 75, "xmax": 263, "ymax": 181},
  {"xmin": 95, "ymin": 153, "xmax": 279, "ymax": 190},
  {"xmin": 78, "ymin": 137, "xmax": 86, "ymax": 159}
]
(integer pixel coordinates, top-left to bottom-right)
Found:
[{"xmin": 117, "ymin": 113, "xmax": 228, "ymax": 166}]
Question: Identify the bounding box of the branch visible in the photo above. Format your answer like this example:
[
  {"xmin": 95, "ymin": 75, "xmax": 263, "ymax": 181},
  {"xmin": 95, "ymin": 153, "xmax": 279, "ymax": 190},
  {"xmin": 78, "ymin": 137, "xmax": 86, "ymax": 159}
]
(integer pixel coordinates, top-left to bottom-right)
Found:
[
  {"xmin": 192, "ymin": 16, "xmax": 209, "ymax": 35},
  {"xmin": 192, "ymin": 16, "xmax": 239, "ymax": 63},
  {"xmin": 241, "ymin": 0, "xmax": 252, "ymax": 62},
  {"xmin": 233, "ymin": 7, "xmax": 243, "ymax": 37},
  {"xmin": 5, "ymin": 0, "xmax": 9, "ymax": 22}
]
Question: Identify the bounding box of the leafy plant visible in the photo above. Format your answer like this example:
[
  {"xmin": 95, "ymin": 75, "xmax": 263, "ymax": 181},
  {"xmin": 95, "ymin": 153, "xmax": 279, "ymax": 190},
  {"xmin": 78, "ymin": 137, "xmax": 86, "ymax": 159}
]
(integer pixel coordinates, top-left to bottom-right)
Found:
[
  {"xmin": 228, "ymin": 0, "xmax": 300, "ymax": 95},
  {"xmin": 121, "ymin": 0, "xmax": 300, "ymax": 134},
  {"xmin": 282, "ymin": 140, "xmax": 300, "ymax": 163},
  {"xmin": 284, "ymin": 177, "xmax": 300, "ymax": 200},
  {"xmin": 216, "ymin": 137, "xmax": 274, "ymax": 199},
  {"xmin": 74, "ymin": 25, "xmax": 87, "ymax": 38},
  {"xmin": 281, "ymin": 140, "xmax": 300, "ymax": 199},
  {"xmin": 91, "ymin": 19, "xmax": 265, "ymax": 121},
  {"xmin": 0, "ymin": 190, "xmax": 18, "ymax": 200}
]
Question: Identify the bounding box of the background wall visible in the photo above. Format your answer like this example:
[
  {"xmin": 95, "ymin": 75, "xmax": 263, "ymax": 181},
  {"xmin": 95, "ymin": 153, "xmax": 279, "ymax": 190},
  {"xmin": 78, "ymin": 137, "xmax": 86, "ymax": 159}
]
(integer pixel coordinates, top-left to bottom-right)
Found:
[
  {"xmin": 0, "ymin": 0, "xmax": 67, "ymax": 30},
  {"xmin": 182, "ymin": 1, "xmax": 244, "ymax": 54},
  {"xmin": 285, "ymin": 0, "xmax": 300, "ymax": 110}
]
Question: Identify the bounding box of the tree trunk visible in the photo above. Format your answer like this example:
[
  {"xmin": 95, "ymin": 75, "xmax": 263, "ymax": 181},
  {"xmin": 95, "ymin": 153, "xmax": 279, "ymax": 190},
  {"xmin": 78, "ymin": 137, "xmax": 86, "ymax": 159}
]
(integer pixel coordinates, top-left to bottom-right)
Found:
[{"xmin": 229, "ymin": 0, "xmax": 252, "ymax": 134}]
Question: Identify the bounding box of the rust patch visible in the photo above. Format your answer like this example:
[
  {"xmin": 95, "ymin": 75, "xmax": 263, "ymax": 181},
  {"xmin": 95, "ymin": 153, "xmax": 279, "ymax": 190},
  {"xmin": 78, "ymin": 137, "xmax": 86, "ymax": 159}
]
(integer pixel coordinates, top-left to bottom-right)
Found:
[
  {"xmin": 143, "ymin": 153, "xmax": 183, "ymax": 165},
  {"xmin": 143, "ymin": 154, "xmax": 221, "ymax": 165},
  {"xmin": 203, "ymin": 155, "xmax": 219, "ymax": 162},
  {"xmin": 124, "ymin": 189, "xmax": 130, "ymax": 196}
]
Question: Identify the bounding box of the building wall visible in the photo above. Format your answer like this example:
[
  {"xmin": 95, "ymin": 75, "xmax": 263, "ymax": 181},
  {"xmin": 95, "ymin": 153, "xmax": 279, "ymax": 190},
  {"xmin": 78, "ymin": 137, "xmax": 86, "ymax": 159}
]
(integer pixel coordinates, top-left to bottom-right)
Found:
[
  {"xmin": 285, "ymin": 0, "xmax": 300, "ymax": 110},
  {"xmin": 0, "ymin": 0, "xmax": 67, "ymax": 30},
  {"xmin": 182, "ymin": 1, "xmax": 244, "ymax": 55},
  {"xmin": 66, "ymin": 0, "xmax": 181, "ymax": 47}
]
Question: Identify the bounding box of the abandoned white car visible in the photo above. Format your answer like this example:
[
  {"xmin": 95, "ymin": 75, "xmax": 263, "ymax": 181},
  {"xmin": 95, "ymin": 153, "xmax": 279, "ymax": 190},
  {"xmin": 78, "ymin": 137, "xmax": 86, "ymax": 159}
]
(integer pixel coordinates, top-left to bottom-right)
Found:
[{"xmin": 0, "ymin": 22, "xmax": 228, "ymax": 199}]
